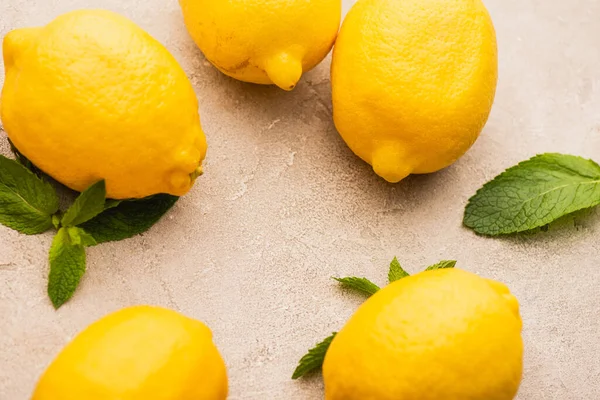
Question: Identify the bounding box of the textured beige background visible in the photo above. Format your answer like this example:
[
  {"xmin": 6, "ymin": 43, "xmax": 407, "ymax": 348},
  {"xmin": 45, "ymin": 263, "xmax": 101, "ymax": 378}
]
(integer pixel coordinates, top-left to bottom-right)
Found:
[{"xmin": 1, "ymin": 0, "xmax": 600, "ymax": 399}]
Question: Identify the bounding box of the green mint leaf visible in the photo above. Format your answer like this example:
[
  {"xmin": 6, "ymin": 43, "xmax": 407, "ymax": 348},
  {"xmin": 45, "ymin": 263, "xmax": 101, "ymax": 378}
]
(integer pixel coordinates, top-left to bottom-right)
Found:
[
  {"xmin": 0, "ymin": 155, "xmax": 59, "ymax": 234},
  {"xmin": 52, "ymin": 214, "xmax": 61, "ymax": 229},
  {"xmin": 334, "ymin": 276, "xmax": 380, "ymax": 296},
  {"xmin": 292, "ymin": 333, "xmax": 337, "ymax": 379},
  {"xmin": 464, "ymin": 153, "xmax": 600, "ymax": 235},
  {"xmin": 48, "ymin": 227, "xmax": 87, "ymax": 308},
  {"xmin": 81, "ymin": 194, "xmax": 178, "ymax": 244},
  {"xmin": 425, "ymin": 260, "xmax": 457, "ymax": 271},
  {"xmin": 103, "ymin": 199, "xmax": 122, "ymax": 210},
  {"xmin": 388, "ymin": 257, "xmax": 410, "ymax": 283},
  {"xmin": 67, "ymin": 226, "xmax": 97, "ymax": 247},
  {"xmin": 61, "ymin": 180, "xmax": 106, "ymax": 227}
]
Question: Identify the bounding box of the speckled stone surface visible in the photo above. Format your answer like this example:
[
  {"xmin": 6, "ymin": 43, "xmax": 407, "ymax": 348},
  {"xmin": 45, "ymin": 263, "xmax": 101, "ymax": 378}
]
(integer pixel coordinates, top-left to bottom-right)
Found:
[{"xmin": 1, "ymin": 1, "xmax": 600, "ymax": 399}]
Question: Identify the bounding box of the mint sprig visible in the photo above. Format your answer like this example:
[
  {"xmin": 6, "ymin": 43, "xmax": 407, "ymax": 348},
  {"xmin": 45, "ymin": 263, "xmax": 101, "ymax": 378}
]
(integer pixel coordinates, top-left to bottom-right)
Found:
[
  {"xmin": 44, "ymin": 181, "xmax": 107, "ymax": 307},
  {"xmin": 464, "ymin": 153, "xmax": 600, "ymax": 235},
  {"xmin": 295, "ymin": 258, "xmax": 456, "ymax": 380},
  {"xmin": 0, "ymin": 149, "xmax": 180, "ymax": 308}
]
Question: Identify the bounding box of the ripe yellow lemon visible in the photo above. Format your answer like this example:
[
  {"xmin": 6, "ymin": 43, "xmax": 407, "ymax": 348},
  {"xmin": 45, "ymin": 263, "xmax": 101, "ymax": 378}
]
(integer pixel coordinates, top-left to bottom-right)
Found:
[
  {"xmin": 331, "ymin": 0, "xmax": 497, "ymax": 182},
  {"xmin": 179, "ymin": 0, "xmax": 341, "ymax": 91},
  {"xmin": 323, "ymin": 269, "xmax": 523, "ymax": 400},
  {"xmin": 1, "ymin": 10, "xmax": 207, "ymax": 199},
  {"xmin": 32, "ymin": 306, "xmax": 228, "ymax": 400}
]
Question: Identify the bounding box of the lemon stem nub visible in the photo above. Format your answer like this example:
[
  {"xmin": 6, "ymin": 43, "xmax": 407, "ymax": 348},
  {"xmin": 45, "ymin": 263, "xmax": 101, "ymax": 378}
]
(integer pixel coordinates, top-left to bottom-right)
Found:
[
  {"xmin": 265, "ymin": 52, "xmax": 303, "ymax": 91},
  {"xmin": 190, "ymin": 165, "xmax": 203, "ymax": 181},
  {"xmin": 3, "ymin": 28, "xmax": 40, "ymax": 67}
]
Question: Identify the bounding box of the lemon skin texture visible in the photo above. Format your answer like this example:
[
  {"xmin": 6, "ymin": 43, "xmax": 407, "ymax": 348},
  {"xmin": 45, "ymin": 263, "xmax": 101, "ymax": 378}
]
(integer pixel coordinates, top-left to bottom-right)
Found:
[
  {"xmin": 32, "ymin": 306, "xmax": 228, "ymax": 400},
  {"xmin": 323, "ymin": 269, "xmax": 523, "ymax": 400},
  {"xmin": 179, "ymin": 0, "xmax": 341, "ymax": 91},
  {"xmin": 1, "ymin": 10, "xmax": 207, "ymax": 199},
  {"xmin": 331, "ymin": 0, "xmax": 498, "ymax": 182}
]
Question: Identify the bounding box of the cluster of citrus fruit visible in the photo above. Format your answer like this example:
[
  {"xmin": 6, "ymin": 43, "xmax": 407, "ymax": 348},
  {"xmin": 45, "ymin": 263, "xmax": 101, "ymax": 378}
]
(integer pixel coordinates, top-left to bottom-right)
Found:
[{"xmin": 1, "ymin": 0, "xmax": 521, "ymax": 399}]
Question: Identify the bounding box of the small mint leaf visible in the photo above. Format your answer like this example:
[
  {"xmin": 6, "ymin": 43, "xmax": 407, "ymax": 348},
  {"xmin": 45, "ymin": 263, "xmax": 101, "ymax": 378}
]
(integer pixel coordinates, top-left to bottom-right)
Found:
[
  {"xmin": 334, "ymin": 276, "xmax": 380, "ymax": 296},
  {"xmin": 425, "ymin": 260, "xmax": 457, "ymax": 271},
  {"xmin": 0, "ymin": 155, "xmax": 59, "ymax": 234},
  {"xmin": 388, "ymin": 257, "xmax": 409, "ymax": 283},
  {"xmin": 67, "ymin": 226, "xmax": 97, "ymax": 247},
  {"xmin": 77, "ymin": 229, "xmax": 97, "ymax": 247},
  {"xmin": 103, "ymin": 199, "xmax": 122, "ymax": 210},
  {"xmin": 464, "ymin": 153, "xmax": 600, "ymax": 235},
  {"xmin": 52, "ymin": 214, "xmax": 61, "ymax": 230},
  {"xmin": 292, "ymin": 333, "xmax": 337, "ymax": 379},
  {"xmin": 47, "ymin": 227, "xmax": 87, "ymax": 308},
  {"xmin": 61, "ymin": 180, "xmax": 106, "ymax": 227},
  {"xmin": 81, "ymin": 194, "xmax": 178, "ymax": 244}
]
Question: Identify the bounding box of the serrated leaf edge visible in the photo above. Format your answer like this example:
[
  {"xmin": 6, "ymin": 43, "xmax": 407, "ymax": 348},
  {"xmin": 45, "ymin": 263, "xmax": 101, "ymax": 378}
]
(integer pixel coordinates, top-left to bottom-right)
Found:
[
  {"xmin": 464, "ymin": 153, "xmax": 600, "ymax": 235},
  {"xmin": 333, "ymin": 276, "xmax": 380, "ymax": 296},
  {"xmin": 292, "ymin": 333, "xmax": 337, "ymax": 380}
]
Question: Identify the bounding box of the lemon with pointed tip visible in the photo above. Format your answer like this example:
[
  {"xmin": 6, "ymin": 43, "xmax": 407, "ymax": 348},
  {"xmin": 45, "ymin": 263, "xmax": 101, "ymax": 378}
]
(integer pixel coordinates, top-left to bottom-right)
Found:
[
  {"xmin": 323, "ymin": 268, "xmax": 523, "ymax": 400},
  {"xmin": 32, "ymin": 306, "xmax": 228, "ymax": 400},
  {"xmin": 179, "ymin": 0, "xmax": 341, "ymax": 91},
  {"xmin": 331, "ymin": 0, "xmax": 497, "ymax": 182},
  {"xmin": 1, "ymin": 10, "xmax": 207, "ymax": 199}
]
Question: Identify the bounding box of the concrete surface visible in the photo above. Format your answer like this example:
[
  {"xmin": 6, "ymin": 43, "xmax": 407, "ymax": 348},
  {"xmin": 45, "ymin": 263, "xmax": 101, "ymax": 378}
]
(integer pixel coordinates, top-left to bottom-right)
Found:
[{"xmin": 1, "ymin": 0, "xmax": 600, "ymax": 399}]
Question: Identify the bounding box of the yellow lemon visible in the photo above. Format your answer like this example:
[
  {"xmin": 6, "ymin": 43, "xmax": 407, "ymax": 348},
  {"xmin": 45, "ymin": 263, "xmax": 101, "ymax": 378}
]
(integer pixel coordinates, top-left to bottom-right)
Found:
[
  {"xmin": 331, "ymin": 0, "xmax": 497, "ymax": 182},
  {"xmin": 179, "ymin": 0, "xmax": 341, "ymax": 91},
  {"xmin": 1, "ymin": 10, "xmax": 207, "ymax": 199},
  {"xmin": 323, "ymin": 269, "xmax": 523, "ymax": 400},
  {"xmin": 32, "ymin": 306, "xmax": 228, "ymax": 400}
]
